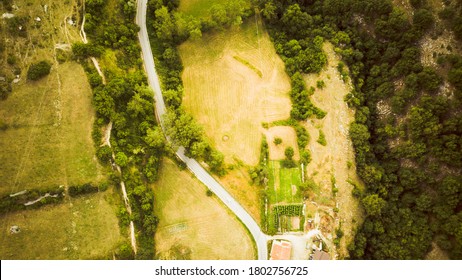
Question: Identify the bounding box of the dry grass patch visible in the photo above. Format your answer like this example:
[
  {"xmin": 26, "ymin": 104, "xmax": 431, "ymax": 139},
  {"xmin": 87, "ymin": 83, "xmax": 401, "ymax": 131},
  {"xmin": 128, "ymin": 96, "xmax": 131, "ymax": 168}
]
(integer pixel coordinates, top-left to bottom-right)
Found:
[
  {"xmin": 302, "ymin": 43, "xmax": 364, "ymax": 258},
  {"xmin": 425, "ymin": 242, "xmax": 449, "ymax": 260},
  {"xmin": 0, "ymin": 192, "xmax": 121, "ymax": 259},
  {"xmin": 264, "ymin": 126, "xmax": 299, "ymax": 161},
  {"xmin": 216, "ymin": 166, "xmax": 261, "ymax": 222},
  {"xmin": 154, "ymin": 159, "xmax": 255, "ymax": 260},
  {"xmin": 179, "ymin": 17, "xmax": 291, "ymax": 166}
]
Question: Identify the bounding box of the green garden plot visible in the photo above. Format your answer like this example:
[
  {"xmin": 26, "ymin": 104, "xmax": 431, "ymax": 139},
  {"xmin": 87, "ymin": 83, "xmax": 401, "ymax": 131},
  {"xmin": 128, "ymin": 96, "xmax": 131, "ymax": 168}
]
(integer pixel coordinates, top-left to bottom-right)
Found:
[{"xmin": 278, "ymin": 165, "xmax": 303, "ymax": 203}]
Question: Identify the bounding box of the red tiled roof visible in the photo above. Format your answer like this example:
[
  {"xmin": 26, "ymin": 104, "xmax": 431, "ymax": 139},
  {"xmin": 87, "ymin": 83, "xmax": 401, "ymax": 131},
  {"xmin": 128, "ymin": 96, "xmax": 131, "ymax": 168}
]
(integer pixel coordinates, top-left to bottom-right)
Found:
[{"xmin": 270, "ymin": 240, "xmax": 292, "ymax": 260}]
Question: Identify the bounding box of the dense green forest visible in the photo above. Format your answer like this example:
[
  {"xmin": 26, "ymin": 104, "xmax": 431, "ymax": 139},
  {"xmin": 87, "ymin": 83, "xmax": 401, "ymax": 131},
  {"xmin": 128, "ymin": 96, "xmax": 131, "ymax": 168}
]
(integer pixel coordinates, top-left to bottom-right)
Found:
[
  {"xmin": 254, "ymin": 0, "xmax": 462, "ymax": 259},
  {"xmin": 74, "ymin": 0, "xmax": 165, "ymax": 259}
]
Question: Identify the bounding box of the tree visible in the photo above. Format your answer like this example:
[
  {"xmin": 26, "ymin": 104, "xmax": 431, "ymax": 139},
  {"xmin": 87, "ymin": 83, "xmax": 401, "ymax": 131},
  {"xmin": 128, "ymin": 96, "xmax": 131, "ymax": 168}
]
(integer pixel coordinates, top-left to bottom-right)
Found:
[
  {"xmin": 96, "ymin": 145, "xmax": 113, "ymax": 163},
  {"xmin": 273, "ymin": 137, "xmax": 282, "ymax": 145},
  {"xmin": 115, "ymin": 152, "xmax": 128, "ymax": 167},
  {"xmin": 413, "ymin": 9, "xmax": 434, "ymax": 31},
  {"xmin": 127, "ymin": 92, "xmax": 153, "ymax": 119},
  {"xmin": 284, "ymin": 147, "xmax": 294, "ymax": 160},
  {"xmin": 300, "ymin": 150, "xmax": 312, "ymax": 164},
  {"xmin": 164, "ymin": 110, "xmax": 203, "ymax": 149},
  {"xmin": 144, "ymin": 127, "xmax": 164, "ymax": 149},
  {"xmin": 27, "ymin": 61, "xmax": 52, "ymax": 80},
  {"xmin": 417, "ymin": 67, "xmax": 442, "ymax": 93},
  {"xmin": 206, "ymin": 150, "xmax": 225, "ymax": 174},
  {"xmin": 410, "ymin": 0, "xmax": 427, "ymax": 9},
  {"xmin": 448, "ymin": 67, "xmax": 462, "ymax": 90},
  {"xmin": 281, "ymin": 4, "xmax": 313, "ymax": 36},
  {"xmin": 93, "ymin": 88, "xmax": 115, "ymax": 119},
  {"xmin": 163, "ymin": 88, "xmax": 183, "ymax": 108},
  {"xmin": 362, "ymin": 194, "xmax": 386, "ymax": 216},
  {"xmin": 262, "ymin": 1, "xmax": 277, "ymax": 22},
  {"xmin": 375, "ymin": 8, "xmax": 411, "ymax": 41},
  {"xmin": 154, "ymin": 6, "xmax": 176, "ymax": 42},
  {"xmin": 0, "ymin": 80, "xmax": 12, "ymax": 100}
]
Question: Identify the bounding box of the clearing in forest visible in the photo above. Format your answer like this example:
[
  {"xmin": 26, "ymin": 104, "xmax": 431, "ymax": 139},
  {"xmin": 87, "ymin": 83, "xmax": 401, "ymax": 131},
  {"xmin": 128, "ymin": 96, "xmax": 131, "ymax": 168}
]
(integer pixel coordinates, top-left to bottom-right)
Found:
[
  {"xmin": 179, "ymin": 16, "xmax": 291, "ymax": 166},
  {"xmin": 302, "ymin": 43, "xmax": 364, "ymax": 258},
  {"xmin": 0, "ymin": 192, "xmax": 121, "ymax": 259},
  {"xmin": 153, "ymin": 159, "xmax": 255, "ymax": 260}
]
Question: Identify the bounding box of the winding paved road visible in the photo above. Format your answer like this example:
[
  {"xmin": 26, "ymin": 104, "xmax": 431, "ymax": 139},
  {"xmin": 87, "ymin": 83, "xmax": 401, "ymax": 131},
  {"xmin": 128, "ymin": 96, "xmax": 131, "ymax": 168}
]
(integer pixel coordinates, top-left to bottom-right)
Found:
[{"xmin": 136, "ymin": 0, "xmax": 268, "ymax": 260}]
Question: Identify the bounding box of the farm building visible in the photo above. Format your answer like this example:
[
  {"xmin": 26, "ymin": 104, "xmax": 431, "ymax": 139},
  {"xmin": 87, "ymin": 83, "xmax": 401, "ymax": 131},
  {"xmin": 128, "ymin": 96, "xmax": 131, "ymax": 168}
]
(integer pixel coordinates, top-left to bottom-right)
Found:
[
  {"xmin": 270, "ymin": 240, "xmax": 292, "ymax": 260},
  {"xmin": 313, "ymin": 249, "xmax": 330, "ymax": 260}
]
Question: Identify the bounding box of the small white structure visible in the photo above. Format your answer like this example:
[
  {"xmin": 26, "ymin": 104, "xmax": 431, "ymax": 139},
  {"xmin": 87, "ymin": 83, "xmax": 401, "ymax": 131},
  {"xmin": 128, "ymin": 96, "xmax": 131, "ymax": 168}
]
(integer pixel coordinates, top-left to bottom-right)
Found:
[
  {"xmin": 2, "ymin": 13, "xmax": 15, "ymax": 19},
  {"xmin": 10, "ymin": 226, "xmax": 20, "ymax": 234}
]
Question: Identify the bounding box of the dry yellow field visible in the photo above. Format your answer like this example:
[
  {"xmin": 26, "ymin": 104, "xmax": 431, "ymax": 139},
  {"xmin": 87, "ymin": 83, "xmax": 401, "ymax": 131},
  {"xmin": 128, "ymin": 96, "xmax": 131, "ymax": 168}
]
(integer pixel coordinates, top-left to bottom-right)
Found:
[
  {"xmin": 264, "ymin": 126, "xmax": 300, "ymax": 161},
  {"xmin": 302, "ymin": 43, "xmax": 364, "ymax": 257},
  {"xmin": 179, "ymin": 16, "xmax": 291, "ymax": 166},
  {"xmin": 215, "ymin": 167, "xmax": 261, "ymax": 222},
  {"xmin": 0, "ymin": 192, "xmax": 121, "ymax": 259},
  {"xmin": 154, "ymin": 159, "xmax": 255, "ymax": 260}
]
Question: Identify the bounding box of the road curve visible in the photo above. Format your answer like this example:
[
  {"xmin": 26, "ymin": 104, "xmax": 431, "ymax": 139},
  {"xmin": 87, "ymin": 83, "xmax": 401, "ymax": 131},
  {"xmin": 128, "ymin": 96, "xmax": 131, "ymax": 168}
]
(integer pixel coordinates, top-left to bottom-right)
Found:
[{"xmin": 136, "ymin": 0, "xmax": 268, "ymax": 260}]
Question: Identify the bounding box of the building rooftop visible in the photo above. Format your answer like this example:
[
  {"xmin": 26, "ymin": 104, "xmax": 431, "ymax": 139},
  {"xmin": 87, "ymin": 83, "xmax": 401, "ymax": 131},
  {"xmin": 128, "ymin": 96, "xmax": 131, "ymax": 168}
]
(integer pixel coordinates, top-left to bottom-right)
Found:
[
  {"xmin": 270, "ymin": 240, "xmax": 292, "ymax": 260},
  {"xmin": 313, "ymin": 250, "xmax": 330, "ymax": 260}
]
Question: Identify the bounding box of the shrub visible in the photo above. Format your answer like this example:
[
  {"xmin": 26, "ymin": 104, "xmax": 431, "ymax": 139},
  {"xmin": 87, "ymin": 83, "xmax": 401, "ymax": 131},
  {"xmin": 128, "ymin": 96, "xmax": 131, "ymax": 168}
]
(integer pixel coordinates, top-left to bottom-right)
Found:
[
  {"xmin": 281, "ymin": 159, "xmax": 297, "ymax": 168},
  {"xmin": 68, "ymin": 183, "xmax": 99, "ymax": 197},
  {"xmin": 316, "ymin": 80, "xmax": 326, "ymax": 89},
  {"xmin": 97, "ymin": 145, "xmax": 113, "ymax": 163},
  {"xmin": 284, "ymin": 147, "xmax": 295, "ymax": 160},
  {"xmin": 27, "ymin": 61, "xmax": 51, "ymax": 80},
  {"xmin": 300, "ymin": 150, "xmax": 312, "ymax": 164},
  {"xmin": 317, "ymin": 130, "xmax": 327, "ymax": 146}
]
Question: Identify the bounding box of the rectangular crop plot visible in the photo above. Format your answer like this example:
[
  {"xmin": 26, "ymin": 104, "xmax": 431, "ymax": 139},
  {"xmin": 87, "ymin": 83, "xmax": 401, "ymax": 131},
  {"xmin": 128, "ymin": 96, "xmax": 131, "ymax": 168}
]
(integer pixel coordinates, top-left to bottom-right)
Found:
[
  {"xmin": 279, "ymin": 166, "xmax": 302, "ymax": 203},
  {"xmin": 271, "ymin": 204, "xmax": 305, "ymax": 233}
]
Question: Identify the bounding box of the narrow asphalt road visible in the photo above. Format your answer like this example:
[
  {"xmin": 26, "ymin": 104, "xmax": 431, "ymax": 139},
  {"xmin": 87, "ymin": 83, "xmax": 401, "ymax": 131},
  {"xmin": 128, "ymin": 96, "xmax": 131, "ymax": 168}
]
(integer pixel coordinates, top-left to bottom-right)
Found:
[{"xmin": 136, "ymin": 0, "xmax": 268, "ymax": 260}]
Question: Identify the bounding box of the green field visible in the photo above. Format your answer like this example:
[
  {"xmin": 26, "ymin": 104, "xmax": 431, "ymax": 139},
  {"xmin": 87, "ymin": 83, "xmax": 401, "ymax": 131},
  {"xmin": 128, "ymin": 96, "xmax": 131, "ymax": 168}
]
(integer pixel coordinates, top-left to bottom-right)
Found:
[
  {"xmin": 0, "ymin": 192, "xmax": 122, "ymax": 259},
  {"xmin": 266, "ymin": 161, "xmax": 303, "ymax": 233},
  {"xmin": 267, "ymin": 161, "xmax": 302, "ymax": 205},
  {"xmin": 0, "ymin": 62, "xmax": 104, "ymax": 196},
  {"xmin": 279, "ymin": 166, "xmax": 302, "ymax": 203}
]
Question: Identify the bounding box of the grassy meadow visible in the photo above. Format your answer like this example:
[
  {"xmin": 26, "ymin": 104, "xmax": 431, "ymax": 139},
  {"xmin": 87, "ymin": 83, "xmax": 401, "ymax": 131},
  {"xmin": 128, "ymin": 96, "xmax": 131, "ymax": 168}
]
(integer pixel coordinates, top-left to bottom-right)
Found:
[
  {"xmin": 153, "ymin": 159, "xmax": 255, "ymax": 260},
  {"xmin": 0, "ymin": 192, "xmax": 122, "ymax": 259},
  {"xmin": 179, "ymin": 16, "xmax": 291, "ymax": 166},
  {"xmin": 0, "ymin": 0, "xmax": 104, "ymax": 196}
]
